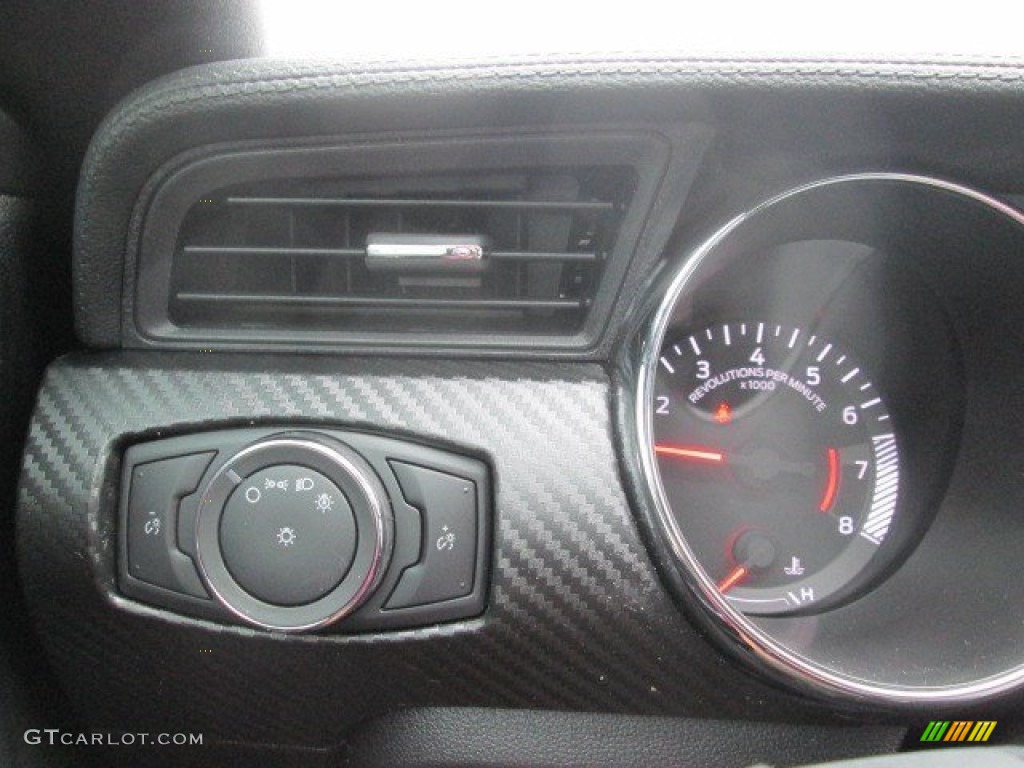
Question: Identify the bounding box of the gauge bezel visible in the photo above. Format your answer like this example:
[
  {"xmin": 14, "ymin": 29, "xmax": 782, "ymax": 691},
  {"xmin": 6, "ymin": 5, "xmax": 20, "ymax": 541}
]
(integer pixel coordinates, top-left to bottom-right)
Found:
[{"xmin": 632, "ymin": 172, "xmax": 1024, "ymax": 705}]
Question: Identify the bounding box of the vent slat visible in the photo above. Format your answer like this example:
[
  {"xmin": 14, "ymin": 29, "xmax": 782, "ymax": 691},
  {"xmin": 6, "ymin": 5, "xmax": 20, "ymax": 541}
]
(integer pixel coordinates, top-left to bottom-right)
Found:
[
  {"xmin": 490, "ymin": 251, "xmax": 598, "ymax": 263},
  {"xmin": 175, "ymin": 293, "xmax": 584, "ymax": 311},
  {"xmin": 183, "ymin": 246, "xmax": 365, "ymax": 258},
  {"xmin": 225, "ymin": 196, "xmax": 616, "ymax": 213},
  {"xmin": 183, "ymin": 245, "xmax": 597, "ymax": 263}
]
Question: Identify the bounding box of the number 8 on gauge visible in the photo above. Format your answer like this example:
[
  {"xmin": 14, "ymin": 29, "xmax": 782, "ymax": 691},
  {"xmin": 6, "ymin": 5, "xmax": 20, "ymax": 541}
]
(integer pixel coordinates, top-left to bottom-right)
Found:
[{"xmin": 651, "ymin": 321, "xmax": 899, "ymax": 615}]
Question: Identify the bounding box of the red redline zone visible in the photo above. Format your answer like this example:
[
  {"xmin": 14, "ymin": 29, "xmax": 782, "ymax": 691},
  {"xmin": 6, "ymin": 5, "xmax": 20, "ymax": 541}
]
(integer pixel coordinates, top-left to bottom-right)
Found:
[
  {"xmin": 654, "ymin": 444, "xmax": 725, "ymax": 463},
  {"xmin": 819, "ymin": 447, "xmax": 840, "ymax": 512}
]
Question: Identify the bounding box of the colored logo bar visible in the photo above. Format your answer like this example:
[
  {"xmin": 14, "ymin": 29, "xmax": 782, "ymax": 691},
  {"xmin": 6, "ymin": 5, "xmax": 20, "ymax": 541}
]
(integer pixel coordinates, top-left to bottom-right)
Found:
[{"xmin": 920, "ymin": 721, "xmax": 997, "ymax": 743}]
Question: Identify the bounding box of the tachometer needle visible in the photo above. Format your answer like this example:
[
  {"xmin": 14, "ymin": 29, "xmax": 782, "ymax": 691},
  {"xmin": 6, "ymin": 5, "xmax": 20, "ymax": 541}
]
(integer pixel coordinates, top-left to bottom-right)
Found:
[
  {"xmin": 654, "ymin": 444, "xmax": 725, "ymax": 463},
  {"xmin": 718, "ymin": 565, "xmax": 749, "ymax": 593}
]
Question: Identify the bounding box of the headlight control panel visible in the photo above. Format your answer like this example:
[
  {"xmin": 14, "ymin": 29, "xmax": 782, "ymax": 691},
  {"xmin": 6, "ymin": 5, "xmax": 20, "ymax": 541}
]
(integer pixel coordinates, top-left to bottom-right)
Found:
[{"xmin": 118, "ymin": 428, "xmax": 490, "ymax": 632}]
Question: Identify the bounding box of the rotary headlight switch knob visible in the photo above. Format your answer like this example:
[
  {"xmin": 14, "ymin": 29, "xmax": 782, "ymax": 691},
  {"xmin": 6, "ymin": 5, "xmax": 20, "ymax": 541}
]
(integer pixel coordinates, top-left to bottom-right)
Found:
[
  {"xmin": 219, "ymin": 465, "xmax": 357, "ymax": 606},
  {"xmin": 194, "ymin": 433, "xmax": 393, "ymax": 632}
]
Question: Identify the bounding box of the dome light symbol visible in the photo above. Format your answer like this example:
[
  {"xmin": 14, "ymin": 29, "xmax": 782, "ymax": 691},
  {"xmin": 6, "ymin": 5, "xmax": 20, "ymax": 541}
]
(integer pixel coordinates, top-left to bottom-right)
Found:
[{"xmin": 276, "ymin": 526, "xmax": 297, "ymax": 547}]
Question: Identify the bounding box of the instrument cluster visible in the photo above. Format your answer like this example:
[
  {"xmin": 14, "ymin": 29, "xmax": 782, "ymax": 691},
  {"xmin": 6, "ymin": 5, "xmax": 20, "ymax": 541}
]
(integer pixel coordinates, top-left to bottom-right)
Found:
[{"xmin": 626, "ymin": 174, "xmax": 1024, "ymax": 703}]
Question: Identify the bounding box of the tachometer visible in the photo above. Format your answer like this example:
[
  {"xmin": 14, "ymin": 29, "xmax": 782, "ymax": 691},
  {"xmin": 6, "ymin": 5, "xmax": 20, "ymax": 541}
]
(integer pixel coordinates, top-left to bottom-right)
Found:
[{"xmin": 652, "ymin": 320, "xmax": 899, "ymax": 615}]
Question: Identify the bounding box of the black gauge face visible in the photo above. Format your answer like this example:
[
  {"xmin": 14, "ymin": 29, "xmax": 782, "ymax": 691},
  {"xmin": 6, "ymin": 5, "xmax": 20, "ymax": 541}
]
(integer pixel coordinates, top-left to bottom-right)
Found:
[{"xmin": 652, "ymin": 321, "xmax": 900, "ymax": 615}]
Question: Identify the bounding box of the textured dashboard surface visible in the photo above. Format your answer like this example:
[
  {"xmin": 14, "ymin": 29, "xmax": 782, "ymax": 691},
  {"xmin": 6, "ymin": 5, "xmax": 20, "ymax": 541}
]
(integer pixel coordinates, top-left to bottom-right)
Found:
[
  {"xmin": 17, "ymin": 352, "xmax": 846, "ymax": 747},
  {"xmin": 347, "ymin": 708, "xmax": 905, "ymax": 768},
  {"xmin": 75, "ymin": 53, "xmax": 1024, "ymax": 346}
]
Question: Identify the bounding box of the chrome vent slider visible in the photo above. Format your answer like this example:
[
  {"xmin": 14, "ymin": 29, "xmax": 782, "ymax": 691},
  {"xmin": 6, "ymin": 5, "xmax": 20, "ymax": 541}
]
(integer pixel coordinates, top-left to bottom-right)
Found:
[{"xmin": 365, "ymin": 233, "xmax": 489, "ymax": 272}]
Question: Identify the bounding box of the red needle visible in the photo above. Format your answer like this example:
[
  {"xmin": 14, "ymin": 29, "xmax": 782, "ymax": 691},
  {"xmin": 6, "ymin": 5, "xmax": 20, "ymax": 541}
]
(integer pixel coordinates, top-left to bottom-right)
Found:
[
  {"xmin": 654, "ymin": 444, "xmax": 725, "ymax": 463},
  {"xmin": 718, "ymin": 565, "xmax": 749, "ymax": 593}
]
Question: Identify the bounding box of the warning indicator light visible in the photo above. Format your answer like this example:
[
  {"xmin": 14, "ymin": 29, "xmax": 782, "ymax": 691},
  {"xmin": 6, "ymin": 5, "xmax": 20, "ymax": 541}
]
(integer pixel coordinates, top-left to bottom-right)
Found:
[{"xmin": 714, "ymin": 402, "xmax": 733, "ymax": 425}]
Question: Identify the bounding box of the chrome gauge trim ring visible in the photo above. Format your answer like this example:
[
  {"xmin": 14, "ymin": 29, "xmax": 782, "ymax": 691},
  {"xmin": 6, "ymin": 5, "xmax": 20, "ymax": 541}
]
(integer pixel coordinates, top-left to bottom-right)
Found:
[{"xmin": 635, "ymin": 172, "xmax": 1024, "ymax": 704}]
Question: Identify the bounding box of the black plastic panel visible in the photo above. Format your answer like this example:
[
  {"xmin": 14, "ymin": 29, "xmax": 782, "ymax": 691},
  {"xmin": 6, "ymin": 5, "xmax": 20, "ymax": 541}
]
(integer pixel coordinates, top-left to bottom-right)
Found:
[
  {"xmin": 123, "ymin": 450, "xmax": 213, "ymax": 598},
  {"xmin": 17, "ymin": 352, "xmax": 858, "ymax": 748},
  {"xmin": 385, "ymin": 461, "xmax": 478, "ymax": 609},
  {"xmin": 118, "ymin": 427, "xmax": 490, "ymax": 631}
]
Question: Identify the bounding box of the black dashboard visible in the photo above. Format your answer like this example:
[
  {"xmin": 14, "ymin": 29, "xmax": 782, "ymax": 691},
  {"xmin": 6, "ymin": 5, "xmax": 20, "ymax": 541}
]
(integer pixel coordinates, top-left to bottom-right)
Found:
[{"xmin": 6, "ymin": 22, "xmax": 1024, "ymax": 767}]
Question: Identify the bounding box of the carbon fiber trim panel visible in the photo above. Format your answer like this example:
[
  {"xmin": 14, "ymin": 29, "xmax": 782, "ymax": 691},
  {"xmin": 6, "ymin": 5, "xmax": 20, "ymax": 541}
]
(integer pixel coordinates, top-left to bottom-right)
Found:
[{"xmin": 18, "ymin": 353, "xmax": 836, "ymax": 746}]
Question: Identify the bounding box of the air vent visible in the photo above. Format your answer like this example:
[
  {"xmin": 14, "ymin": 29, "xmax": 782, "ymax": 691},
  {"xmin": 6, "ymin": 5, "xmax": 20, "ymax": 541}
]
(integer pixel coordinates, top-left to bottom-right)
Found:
[
  {"xmin": 171, "ymin": 170, "xmax": 632, "ymax": 336},
  {"xmin": 133, "ymin": 133, "xmax": 671, "ymax": 352}
]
